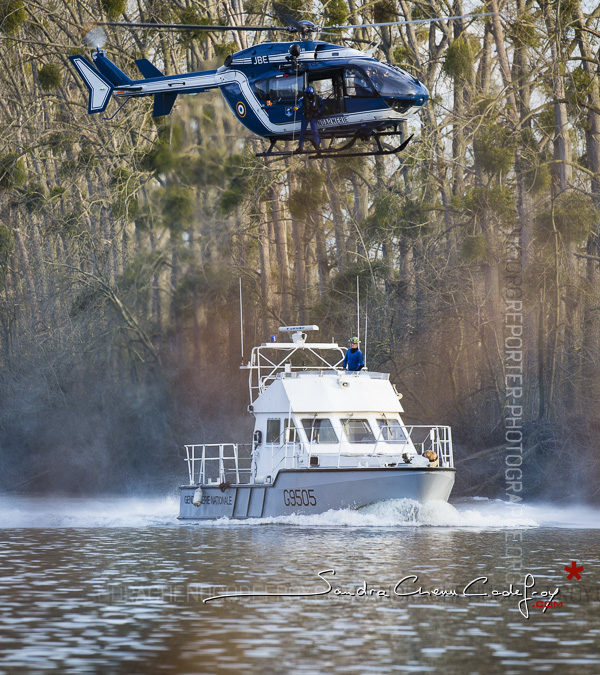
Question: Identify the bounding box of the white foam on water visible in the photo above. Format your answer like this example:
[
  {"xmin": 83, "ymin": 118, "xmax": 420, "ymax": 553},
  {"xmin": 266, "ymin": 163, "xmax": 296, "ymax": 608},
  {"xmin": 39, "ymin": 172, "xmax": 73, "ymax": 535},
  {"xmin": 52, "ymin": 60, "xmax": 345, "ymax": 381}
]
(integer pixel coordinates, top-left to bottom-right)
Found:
[
  {"xmin": 197, "ymin": 498, "xmax": 600, "ymax": 529},
  {"xmin": 205, "ymin": 498, "xmax": 541, "ymax": 529},
  {"xmin": 0, "ymin": 495, "xmax": 599, "ymax": 529}
]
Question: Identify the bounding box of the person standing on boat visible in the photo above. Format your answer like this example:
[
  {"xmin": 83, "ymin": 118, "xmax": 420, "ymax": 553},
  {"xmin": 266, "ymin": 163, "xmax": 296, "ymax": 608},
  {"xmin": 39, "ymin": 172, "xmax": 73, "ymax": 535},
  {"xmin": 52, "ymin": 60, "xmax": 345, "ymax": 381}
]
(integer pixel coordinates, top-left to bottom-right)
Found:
[
  {"xmin": 295, "ymin": 85, "xmax": 324, "ymax": 152},
  {"xmin": 342, "ymin": 337, "xmax": 365, "ymax": 371}
]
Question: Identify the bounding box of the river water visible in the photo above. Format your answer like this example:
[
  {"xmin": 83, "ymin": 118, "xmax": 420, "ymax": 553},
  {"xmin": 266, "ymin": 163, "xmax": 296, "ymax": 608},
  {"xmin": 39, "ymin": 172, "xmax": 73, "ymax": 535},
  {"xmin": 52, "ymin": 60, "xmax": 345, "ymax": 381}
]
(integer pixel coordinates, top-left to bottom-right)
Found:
[{"xmin": 0, "ymin": 496, "xmax": 598, "ymax": 674}]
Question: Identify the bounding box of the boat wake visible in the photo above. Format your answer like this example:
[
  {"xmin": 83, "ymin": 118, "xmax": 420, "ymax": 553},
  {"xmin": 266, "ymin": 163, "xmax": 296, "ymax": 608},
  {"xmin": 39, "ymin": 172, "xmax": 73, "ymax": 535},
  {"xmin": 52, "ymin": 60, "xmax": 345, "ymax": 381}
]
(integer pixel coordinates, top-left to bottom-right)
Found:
[
  {"xmin": 215, "ymin": 498, "xmax": 541, "ymax": 529},
  {"xmin": 203, "ymin": 497, "xmax": 600, "ymax": 529},
  {"xmin": 1, "ymin": 495, "xmax": 599, "ymax": 529}
]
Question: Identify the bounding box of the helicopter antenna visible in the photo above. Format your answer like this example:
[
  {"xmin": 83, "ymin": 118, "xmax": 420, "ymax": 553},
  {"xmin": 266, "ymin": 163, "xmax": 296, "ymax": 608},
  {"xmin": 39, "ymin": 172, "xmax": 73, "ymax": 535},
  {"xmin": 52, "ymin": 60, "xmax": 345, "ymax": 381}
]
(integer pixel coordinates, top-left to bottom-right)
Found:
[
  {"xmin": 239, "ymin": 277, "xmax": 244, "ymax": 362},
  {"xmin": 365, "ymin": 42, "xmax": 380, "ymax": 57}
]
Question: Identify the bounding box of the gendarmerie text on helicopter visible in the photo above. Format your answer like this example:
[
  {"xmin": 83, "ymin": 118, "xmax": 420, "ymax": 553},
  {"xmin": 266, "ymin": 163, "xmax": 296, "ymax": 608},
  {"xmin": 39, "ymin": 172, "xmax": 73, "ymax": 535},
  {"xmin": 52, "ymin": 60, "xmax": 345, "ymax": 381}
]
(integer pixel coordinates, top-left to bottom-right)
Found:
[{"xmin": 69, "ymin": 11, "xmax": 492, "ymax": 159}]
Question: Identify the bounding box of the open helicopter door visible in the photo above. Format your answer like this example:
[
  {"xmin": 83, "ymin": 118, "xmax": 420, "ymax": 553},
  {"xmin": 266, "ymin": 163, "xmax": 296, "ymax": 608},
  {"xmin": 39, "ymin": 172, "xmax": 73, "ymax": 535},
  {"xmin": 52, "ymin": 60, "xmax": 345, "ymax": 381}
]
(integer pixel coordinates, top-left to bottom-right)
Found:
[{"xmin": 307, "ymin": 69, "xmax": 345, "ymax": 117}]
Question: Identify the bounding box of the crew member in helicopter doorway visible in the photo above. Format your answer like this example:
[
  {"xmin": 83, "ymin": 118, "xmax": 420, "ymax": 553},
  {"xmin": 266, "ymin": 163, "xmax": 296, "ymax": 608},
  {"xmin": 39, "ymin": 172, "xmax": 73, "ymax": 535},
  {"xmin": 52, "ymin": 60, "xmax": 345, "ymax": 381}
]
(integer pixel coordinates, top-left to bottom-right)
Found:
[
  {"xmin": 295, "ymin": 86, "xmax": 324, "ymax": 152},
  {"xmin": 342, "ymin": 337, "xmax": 365, "ymax": 371}
]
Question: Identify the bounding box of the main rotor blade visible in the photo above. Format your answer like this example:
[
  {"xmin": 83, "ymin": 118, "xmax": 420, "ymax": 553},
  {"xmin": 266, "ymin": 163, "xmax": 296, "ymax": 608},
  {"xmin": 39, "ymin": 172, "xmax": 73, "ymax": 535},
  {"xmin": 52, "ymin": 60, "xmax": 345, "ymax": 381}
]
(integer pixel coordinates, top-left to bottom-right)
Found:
[
  {"xmin": 320, "ymin": 12, "xmax": 496, "ymax": 31},
  {"xmin": 98, "ymin": 21, "xmax": 288, "ymax": 32}
]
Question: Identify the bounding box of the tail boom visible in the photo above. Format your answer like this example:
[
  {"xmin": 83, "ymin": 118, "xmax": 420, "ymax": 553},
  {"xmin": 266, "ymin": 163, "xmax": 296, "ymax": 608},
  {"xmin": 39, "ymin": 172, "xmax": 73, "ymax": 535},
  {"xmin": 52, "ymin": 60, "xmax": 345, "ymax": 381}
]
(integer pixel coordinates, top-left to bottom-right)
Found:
[{"xmin": 70, "ymin": 52, "xmax": 220, "ymax": 117}]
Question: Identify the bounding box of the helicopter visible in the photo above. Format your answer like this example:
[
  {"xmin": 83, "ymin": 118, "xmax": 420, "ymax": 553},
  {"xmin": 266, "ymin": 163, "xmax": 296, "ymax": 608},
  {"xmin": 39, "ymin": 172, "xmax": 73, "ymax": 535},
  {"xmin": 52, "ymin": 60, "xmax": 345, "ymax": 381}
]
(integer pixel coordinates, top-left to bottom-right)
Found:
[{"xmin": 69, "ymin": 12, "xmax": 491, "ymax": 159}]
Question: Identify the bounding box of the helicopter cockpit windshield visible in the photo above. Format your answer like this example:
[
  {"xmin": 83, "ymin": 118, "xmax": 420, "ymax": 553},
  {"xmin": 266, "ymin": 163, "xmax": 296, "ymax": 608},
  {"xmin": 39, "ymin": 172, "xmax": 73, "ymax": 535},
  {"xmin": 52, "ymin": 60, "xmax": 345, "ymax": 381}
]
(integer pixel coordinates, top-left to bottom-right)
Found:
[{"xmin": 351, "ymin": 61, "xmax": 420, "ymax": 98}]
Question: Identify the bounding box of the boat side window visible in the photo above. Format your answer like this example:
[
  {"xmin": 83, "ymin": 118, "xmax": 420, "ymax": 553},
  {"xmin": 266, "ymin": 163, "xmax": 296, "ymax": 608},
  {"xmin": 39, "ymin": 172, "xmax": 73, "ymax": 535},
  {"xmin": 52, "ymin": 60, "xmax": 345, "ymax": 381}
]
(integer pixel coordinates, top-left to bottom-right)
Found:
[
  {"xmin": 341, "ymin": 418, "xmax": 375, "ymax": 443},
  {"xmin": 301, "ymin": 418, "xmax": 338, "ymax": 444},
  {"xmin": 284, "ymin": 418, "xmax": 298, "ymax": 443},
  {"xmin": 376, "ymin": 418, "xmax": 407, "ymax": 442},
  {"xmin": 266, "ymin": 418, "xmax": 281, "ymax": 443}
]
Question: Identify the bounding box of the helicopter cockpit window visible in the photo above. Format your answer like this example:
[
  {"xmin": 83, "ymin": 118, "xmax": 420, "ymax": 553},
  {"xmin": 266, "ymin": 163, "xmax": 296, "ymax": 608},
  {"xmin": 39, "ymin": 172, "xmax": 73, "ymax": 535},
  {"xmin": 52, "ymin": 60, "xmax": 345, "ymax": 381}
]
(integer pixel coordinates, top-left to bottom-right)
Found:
[
  {"xmin": 361, "ymin": 62, "xmax": 412, "ymax": 98},
  {"xmin": 253, "ymin": 75, "xmax": 302, "ymax": 103},
  {"xmin": 344, "ymin": 67, "xmax": 375, "ymax": 97}
]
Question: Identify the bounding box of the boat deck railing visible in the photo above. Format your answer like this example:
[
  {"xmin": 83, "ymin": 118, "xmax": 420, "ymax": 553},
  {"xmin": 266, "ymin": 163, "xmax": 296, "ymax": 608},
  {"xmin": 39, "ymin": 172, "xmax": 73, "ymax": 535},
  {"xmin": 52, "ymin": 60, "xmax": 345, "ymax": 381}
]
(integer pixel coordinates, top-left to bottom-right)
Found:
[
  {"xmin": 243, "ymin": 341, "xmax": 347, "ymax": 405},
  {"xmin": 184, "ymin": 443, "xmax": 253, "ymax": 486},
  {"xmin": 401, "ymin": 425, "xmax": 454, "ymax": 467},
  {"xmin": 266, "ymin": 424, "xmax": 454, "ymax": 470}
]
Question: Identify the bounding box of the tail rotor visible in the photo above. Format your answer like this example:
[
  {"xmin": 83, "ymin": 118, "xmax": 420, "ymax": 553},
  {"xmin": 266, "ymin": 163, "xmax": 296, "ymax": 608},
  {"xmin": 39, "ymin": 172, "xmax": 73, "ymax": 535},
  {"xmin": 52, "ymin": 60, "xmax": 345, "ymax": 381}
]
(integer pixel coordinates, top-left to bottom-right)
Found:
[{"xmin": 83, "ymin": 27, "xmax": 107, "ymax": 50}]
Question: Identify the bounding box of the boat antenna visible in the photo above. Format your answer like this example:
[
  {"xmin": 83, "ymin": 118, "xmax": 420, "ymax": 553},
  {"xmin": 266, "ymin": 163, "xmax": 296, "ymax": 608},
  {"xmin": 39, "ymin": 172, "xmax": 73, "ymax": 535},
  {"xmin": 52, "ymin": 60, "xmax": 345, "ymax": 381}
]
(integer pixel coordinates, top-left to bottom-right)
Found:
[
  {"xmin": 239, "ymin": 277, "xmax": 244, "ymax": 361},
  {"xmin": 364, "ymin": 308, "xmax": 368, "ymax": 367},
  {"xmin": 356, "ymin": 275, "xmax": 360, "ymax": 341}
]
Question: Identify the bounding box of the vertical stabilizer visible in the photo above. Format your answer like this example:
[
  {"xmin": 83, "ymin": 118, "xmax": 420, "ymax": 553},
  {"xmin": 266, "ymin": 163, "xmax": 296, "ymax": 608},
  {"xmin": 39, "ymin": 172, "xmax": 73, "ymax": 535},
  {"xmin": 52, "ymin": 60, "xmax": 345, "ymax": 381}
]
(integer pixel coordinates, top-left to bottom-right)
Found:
[
  {"xmin": 135, "ymin": 58, "xmax": 163, "ymax": 79},
  {"xmin": 69, "ymin": 56, "xmax": 113, "ymax": 114},
  {"xmin": 153, "ymin": 92, "xmax": 178, "ymax": 117}
]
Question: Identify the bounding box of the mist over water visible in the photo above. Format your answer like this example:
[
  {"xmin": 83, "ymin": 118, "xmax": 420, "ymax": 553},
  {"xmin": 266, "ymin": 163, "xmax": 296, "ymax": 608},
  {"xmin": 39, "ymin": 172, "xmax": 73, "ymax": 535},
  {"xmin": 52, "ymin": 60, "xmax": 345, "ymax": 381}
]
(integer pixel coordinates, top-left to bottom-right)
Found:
[
  {"xmin": 0, "ymin": 495, "xmax": 179, "ymax": 529},
  {"xmin": 1, "ymin": 495, "xmax": 599, "ymax": 529}
]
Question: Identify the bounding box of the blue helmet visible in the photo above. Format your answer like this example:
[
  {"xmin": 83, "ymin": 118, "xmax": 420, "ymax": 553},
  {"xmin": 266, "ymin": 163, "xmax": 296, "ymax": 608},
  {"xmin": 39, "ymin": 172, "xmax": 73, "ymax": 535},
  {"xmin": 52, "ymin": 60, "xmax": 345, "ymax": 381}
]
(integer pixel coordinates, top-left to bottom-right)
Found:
[{"xmin": 305, "ymin": 85, "xmax": 315, "ymax": 95}]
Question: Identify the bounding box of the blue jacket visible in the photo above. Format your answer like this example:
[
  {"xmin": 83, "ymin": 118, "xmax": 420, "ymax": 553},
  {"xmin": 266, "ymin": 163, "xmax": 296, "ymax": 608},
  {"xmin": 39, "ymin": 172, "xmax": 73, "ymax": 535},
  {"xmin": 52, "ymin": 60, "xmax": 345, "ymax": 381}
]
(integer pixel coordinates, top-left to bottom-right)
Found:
[{"xmin": 342, "ymin": 347, "xmax": 364, "ymax": 371}]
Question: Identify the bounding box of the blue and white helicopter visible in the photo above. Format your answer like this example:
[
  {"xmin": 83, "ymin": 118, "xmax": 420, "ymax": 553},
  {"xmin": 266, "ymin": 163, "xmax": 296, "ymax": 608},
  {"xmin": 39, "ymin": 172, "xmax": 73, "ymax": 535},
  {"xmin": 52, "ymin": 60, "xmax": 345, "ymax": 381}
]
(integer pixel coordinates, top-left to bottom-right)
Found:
[{"xmin": 69, "ymin": 12, "xmax": 490, "ymax": 159}]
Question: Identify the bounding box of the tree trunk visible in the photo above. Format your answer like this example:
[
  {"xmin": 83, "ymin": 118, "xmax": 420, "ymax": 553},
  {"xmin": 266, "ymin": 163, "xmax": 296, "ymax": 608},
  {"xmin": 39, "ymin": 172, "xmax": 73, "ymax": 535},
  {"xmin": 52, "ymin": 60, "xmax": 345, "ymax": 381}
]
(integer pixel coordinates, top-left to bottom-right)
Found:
[
  {"xmin": 270, "ymin": 185, "xmax": 291, "ymax": 323},
  {"xmin": 257, "ymin": 202, "xmax": 272, "ymax": 335}
]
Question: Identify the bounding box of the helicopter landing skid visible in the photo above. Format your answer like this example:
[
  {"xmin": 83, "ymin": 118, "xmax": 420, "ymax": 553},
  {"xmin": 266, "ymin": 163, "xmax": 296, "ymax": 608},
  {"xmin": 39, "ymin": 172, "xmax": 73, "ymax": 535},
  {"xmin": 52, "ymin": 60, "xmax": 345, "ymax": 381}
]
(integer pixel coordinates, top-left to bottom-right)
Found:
[{"xmin": 256, "ymin": 133, "xmax": 414, "ymax": 160}]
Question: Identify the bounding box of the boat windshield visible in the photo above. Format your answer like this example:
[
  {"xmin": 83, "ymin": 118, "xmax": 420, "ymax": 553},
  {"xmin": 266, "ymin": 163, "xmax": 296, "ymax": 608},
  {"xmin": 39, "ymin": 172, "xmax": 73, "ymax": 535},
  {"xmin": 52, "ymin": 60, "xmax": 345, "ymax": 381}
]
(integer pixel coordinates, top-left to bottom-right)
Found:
[
  {"xmin": 302, "ymin": 418, "xmax": 339, "ymax": 444},
  {"xmin": 341, "ymin": 418, "xmax": 375, "ymax": 443},
  {"xmin": 357, "ymin": 61, "xmax": 415, "ymax": 98},
  {"xmin": 376, "ymin": 418, "xmax": 407, "ymax": 442}
]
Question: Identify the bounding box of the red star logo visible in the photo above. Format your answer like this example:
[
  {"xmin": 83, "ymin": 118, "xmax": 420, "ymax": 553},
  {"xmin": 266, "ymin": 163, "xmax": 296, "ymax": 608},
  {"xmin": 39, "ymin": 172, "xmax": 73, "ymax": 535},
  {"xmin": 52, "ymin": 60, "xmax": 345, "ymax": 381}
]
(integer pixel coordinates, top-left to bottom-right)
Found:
[{"xmin": 564, "ymin": 561, "xmax": 584, "ymax": 580}]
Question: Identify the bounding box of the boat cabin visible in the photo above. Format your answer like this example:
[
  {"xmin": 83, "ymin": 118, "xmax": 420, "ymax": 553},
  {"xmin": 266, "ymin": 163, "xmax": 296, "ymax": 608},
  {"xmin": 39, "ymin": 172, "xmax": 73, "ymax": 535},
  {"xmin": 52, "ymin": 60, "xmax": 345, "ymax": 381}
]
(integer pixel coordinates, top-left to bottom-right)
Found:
[{"xmin": 184, "ymin": 326, "xmax": 453, "ymax": 487}]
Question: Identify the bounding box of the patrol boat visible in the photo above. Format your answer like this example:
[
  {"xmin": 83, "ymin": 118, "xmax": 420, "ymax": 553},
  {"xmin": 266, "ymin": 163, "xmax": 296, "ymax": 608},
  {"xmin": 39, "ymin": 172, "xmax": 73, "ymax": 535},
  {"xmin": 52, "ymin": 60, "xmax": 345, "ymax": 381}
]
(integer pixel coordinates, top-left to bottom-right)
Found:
[{"xmin": 179, "ymin": 326, "xmax": 455, "ymax": 519}]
